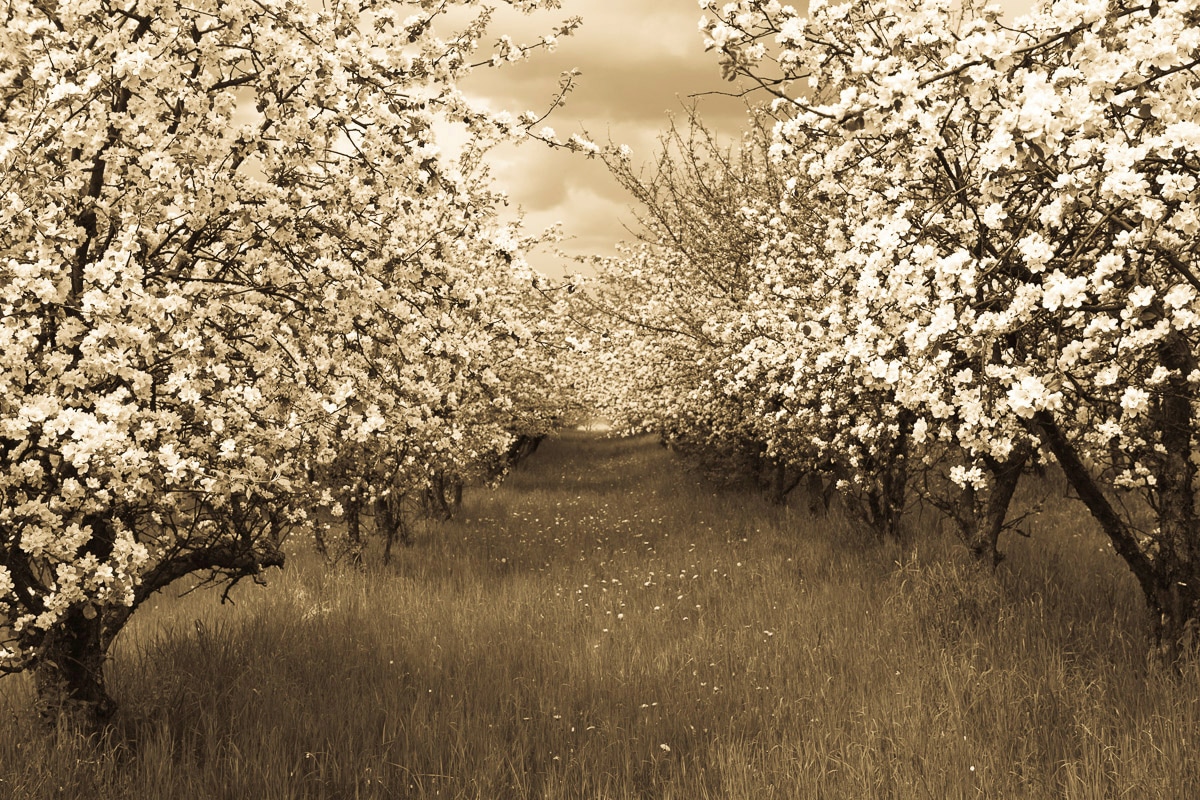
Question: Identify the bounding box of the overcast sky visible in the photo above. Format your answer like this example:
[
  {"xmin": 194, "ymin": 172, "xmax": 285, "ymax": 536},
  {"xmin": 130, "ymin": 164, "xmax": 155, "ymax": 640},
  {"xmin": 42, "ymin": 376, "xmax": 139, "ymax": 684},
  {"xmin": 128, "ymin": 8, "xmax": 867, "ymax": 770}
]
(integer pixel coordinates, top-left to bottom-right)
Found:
[
  {"xmin": 459, "ymin": 0, "xmax": 752, "ymax": 276},
  {"xmin": 460, "ymin": 0, "xmax": 1031, "ymax": 276}
]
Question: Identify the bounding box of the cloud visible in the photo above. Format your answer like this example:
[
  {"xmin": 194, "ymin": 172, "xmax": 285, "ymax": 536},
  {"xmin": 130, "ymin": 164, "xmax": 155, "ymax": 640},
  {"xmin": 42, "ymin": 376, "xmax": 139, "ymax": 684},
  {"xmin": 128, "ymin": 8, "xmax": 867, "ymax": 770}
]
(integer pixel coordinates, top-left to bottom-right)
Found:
[
  {"xmin": 518, "ymin": 184, "xmax": 638, "ymax": 277},
  {"xmin": 464, "ymin": 0, "xmax": 749, "ymax": 130}
]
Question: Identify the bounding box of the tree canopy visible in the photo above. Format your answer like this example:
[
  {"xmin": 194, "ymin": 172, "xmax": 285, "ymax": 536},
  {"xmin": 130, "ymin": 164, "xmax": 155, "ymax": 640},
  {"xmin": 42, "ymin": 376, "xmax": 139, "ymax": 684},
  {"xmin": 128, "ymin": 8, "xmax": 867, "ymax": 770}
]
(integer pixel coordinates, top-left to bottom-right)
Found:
[
  {"xmin": 584, "ymin": 0, "xmax": 1200, "ymax": 657},
  {"xmin": 0, "ymin": 0, "xmax": 583, "ymax": 726}
]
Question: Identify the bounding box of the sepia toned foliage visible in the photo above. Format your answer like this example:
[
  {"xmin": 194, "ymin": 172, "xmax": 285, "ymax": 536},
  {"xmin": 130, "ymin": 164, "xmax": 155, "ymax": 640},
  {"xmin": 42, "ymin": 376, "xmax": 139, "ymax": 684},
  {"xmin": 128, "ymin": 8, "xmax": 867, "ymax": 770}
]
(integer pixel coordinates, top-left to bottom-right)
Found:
[
  {"xmin": 0, "ymin": 0, "xmax": 581, "ymax": 728},
  {"xmin": 587, "ymin": 0, "xmax": 1200, "ymax": 657}
]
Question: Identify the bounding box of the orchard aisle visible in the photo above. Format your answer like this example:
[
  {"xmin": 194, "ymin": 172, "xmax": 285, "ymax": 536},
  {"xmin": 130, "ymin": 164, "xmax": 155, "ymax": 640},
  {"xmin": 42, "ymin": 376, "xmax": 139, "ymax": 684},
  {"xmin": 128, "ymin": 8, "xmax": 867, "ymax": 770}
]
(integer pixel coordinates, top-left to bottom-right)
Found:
[
  {"xmin": 460, "ymin": 430, "xmax": 748, "ymax": 571},
  {"xmin": 445, "ymin": 428, "xmax": 813, "ymax": 584}
]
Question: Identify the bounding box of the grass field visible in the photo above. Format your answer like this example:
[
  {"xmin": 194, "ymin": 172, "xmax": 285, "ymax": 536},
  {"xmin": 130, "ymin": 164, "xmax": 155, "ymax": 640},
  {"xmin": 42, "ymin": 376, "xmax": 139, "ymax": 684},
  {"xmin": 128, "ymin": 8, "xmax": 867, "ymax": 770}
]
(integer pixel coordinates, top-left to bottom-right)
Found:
[{"xmin": 2, "ymin": 430, "xmax": 1197, "ymax": 799}]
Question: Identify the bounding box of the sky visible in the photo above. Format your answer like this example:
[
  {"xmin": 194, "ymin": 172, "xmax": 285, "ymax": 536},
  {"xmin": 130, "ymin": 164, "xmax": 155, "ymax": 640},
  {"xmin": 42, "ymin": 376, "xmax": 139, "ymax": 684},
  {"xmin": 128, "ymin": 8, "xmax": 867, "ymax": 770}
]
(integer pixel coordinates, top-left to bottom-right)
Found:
[{"xmin": 458, "ymin": 0, "xmax": 754, "ymax": 276}]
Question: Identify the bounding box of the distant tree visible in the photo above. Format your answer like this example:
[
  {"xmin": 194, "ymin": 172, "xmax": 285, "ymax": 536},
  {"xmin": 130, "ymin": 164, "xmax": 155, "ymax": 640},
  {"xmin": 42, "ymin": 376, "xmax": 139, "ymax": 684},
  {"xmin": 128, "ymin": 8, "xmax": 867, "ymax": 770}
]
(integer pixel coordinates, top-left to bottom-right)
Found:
[
  {"xmin": 312, "ymin": 220, "xmax": 588, "ymax": 565},
  {"xmin": 584, "ymin": 112, "xmax": 798, "ymax": 487},
  {"xmin": 583, "ymin": 107, "xmax": 921, "ymax": 536}
]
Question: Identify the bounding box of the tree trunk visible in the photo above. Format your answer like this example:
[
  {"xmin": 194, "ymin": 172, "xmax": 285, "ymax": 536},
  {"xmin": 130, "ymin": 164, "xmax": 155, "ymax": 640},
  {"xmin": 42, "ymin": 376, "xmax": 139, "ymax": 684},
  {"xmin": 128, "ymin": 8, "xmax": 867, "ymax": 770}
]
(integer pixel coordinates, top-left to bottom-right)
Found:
[
  {"xmin": 376, "ymin": 493, "xmax": 412, "ymax": 566},
  {"xmin": 22, "ymin": 504, "xmax": 285, "ymax": 732},
  {"xmin": 1035, "ymin": 409, "xmax": 1200, "ymax": 662},
  {"xmin": 1146, "ymin": 332, "xmax": 1200, "ymax": 659},
  {"xmin": 32, "ymin": 606, "xmax": 115, "ymax": 735},
  {"xmin": 863, "ymin": 432, "xmax": 910, "ymax": 540},
  {"xmin": 803, "ymin": 470, "xmax": 834, "ymax": 516},
  {"xmin": 313, "ymin": 523, "xmax": 329, "ymax": 558},
  {"xmin": 346, "ymin": 489, "xmax": 364, "ymax": 568},
  {"xmin": 768, "ymin": 460, "xmax": 787, "ymax": 506},
  {"xmin": 955, "ymin": 446, "xmax": 1029, "ymax": 567},
  {"xmin": 501, "ymin": 434, "xmax": 545, "ymax": 474},
  {"xmin": 424, "ymin": 472, "xmax": 452, "ymax": 521}
]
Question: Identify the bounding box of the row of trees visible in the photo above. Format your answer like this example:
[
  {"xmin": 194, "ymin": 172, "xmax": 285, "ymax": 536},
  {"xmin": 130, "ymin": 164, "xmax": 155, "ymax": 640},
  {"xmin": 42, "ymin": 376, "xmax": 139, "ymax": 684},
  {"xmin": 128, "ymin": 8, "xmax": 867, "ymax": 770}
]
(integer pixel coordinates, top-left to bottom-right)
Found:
[
  {"xmin": 582, "ymin": 0, "xmax": 1200, "ymax": 659},
  {"xmin": 0, "ymin": 0, "xmax": 585, "ymax": 729}
]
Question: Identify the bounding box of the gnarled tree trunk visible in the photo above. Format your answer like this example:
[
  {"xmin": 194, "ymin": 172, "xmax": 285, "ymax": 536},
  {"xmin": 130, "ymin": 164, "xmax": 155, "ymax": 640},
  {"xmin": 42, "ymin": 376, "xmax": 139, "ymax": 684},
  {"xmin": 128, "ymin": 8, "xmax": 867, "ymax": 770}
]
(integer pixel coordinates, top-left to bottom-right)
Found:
[
  {"xmin": 32, "ymin": 606, "xmax": 115, "ymax": 735},
  {"xmin": 951, "ymin": 445, "xmax": 1030, "ymax": 567}
]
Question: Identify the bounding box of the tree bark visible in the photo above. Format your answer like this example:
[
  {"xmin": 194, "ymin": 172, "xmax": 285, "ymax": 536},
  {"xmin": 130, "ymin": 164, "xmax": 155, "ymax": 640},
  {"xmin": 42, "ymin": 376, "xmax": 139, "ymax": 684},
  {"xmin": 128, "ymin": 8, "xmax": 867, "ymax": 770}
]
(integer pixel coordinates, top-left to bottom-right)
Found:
[
  {"xmin": 954, "ymin": 446, "xmax": 1029, "ymax": 567},
  {"xmin": 1146, "ymin": 332, "xmax": 1200, "ymax": 659},
  {"xmin": 32, "ymin": 606, "xmax": 115, "ymax": 735}
]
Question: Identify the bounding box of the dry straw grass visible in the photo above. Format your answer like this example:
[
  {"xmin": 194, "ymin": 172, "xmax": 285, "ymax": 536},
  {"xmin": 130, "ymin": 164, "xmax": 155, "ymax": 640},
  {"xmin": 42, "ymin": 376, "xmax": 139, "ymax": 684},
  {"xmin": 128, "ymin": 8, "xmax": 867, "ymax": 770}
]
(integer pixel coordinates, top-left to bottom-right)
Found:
[{"xmin": 2, "ymin": 431, "xmax": 1197, "ymax": 799}]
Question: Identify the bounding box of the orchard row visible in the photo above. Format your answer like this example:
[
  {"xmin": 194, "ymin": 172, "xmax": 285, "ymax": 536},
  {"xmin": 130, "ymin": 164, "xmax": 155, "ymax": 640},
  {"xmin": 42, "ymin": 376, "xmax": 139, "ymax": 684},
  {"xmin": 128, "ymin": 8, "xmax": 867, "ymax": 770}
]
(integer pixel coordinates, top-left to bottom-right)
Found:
[
  {"xmin": 0, "ymin": 0, "xmax": 589, "ymax": 728},
  {"xmin": 580, "ymin": 0, "xmax": 1200, "ymax": 660}
]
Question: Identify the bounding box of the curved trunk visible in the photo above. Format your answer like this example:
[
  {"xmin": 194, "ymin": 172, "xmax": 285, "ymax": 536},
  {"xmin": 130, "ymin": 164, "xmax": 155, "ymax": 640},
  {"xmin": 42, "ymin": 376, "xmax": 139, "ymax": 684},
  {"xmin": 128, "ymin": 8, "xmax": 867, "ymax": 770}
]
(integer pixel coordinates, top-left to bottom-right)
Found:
[
  {"xmin": 1036, "ymin": 404, "xmax": 1200, "ymax": 663},
  {"xmin": 499, "ymin": 434, "xmax": 546, "ymax": 476}
]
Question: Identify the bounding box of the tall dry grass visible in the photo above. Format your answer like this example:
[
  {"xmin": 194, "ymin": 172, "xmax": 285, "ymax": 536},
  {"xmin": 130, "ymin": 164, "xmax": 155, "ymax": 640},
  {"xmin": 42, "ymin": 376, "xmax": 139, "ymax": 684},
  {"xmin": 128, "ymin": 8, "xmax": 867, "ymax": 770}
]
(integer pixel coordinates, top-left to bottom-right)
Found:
[{"xmin": 1, "ymin": 431, "xmax": 1196, "ymax": 799}]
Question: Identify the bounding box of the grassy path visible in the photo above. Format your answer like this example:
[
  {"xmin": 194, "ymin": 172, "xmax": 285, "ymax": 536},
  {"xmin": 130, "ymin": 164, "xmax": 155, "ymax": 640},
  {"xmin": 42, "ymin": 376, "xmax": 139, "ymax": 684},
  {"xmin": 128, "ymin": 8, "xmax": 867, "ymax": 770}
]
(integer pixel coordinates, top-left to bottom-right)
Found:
[{"xmin": 2, "ymin": 431, "xmax": 1198, "ymax": 799}]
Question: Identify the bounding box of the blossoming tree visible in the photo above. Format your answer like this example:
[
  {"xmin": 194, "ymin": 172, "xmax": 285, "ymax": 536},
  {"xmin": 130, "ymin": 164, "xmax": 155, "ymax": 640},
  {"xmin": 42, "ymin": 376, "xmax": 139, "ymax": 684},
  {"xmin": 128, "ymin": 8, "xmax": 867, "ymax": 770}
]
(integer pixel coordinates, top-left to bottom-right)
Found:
[
  {"xmin": 586, "ymin": 106, "xmax": 926, "ymax": 534},
  {"xmin": 313, "ymin": 216, "xmax": 587, "ymax": 564},
  {"xmin": 0, "ymin": 0, "xmax": 581, "ymax": 727},
  {"xmin": 703, "ymin": 0, "xmax": 1200, "ymax": 655},
  {"xmin": 583, "ymin": 113, "xmax": 805, "ymax": 492}
]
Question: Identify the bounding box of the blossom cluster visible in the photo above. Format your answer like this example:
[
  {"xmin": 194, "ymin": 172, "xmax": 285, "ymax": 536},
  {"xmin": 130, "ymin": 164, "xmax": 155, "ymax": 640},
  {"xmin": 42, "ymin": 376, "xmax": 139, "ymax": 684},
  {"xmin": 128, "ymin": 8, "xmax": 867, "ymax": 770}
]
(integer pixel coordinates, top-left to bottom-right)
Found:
[
  {"xmin": 589, "ymin": 0, "xmax": 1200, "ymax": 638},
  {"xmin": 0, "ymin": 0, "xmax": 582, "ymax": 674}
]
